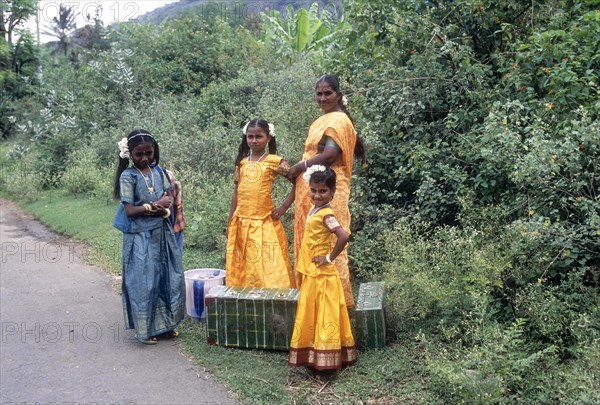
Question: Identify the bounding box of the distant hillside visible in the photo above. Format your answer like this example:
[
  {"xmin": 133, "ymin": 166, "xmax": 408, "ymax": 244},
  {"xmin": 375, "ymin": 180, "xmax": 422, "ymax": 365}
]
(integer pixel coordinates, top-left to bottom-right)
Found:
[{"xmin": 135, "ymin": 0, "xmax": 344, "ymax": 24}]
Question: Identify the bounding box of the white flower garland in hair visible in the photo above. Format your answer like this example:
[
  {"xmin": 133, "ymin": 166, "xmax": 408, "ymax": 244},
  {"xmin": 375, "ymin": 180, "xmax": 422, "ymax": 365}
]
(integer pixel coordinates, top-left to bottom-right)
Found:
[
  {"xmin": 118, "ymin": 137, "xmax": 130, "ymax": 159},
  {"xmin": 243, "ymin": 121, "xmax": 277, "ymax": 137},
  {"xmin": 303, "ymin": 164, "xmax": 327, "ymax": 183},
  {"xmin": 341, "ymin": 95, "xmax": 349, "ymax": 107}
]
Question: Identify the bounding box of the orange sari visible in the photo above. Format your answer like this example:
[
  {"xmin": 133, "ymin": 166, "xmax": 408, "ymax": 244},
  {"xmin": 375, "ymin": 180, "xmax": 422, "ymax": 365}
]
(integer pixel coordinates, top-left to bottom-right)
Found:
[
  {"xmin": 294, "ymin": 112, "xmax": 356, "ymax": 307},
  {"xmin": 226, "ymin": 155, "xmax": 295, "ymax": 288}
]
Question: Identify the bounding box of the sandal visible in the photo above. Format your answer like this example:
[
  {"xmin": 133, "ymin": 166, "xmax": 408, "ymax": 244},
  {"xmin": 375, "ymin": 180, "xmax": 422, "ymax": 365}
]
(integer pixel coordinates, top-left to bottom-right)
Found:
[
  {"xmin": 136, "ymin": 336, "xmax": 158, "ymax": 345},
  {"xmin": 164, "ymin": 330, "xmax": 179, "ymax": 339}
]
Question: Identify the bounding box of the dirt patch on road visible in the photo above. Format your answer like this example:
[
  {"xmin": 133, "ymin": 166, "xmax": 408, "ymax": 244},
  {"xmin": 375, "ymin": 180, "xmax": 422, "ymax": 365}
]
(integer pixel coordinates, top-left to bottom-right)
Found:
[
  {"xmin": 1, "ymin": 199, "xmax": 61, "ymax": 240},
  {"xmin": 1, "ymin": 198, "xmax": 122, "ymax": 288}
]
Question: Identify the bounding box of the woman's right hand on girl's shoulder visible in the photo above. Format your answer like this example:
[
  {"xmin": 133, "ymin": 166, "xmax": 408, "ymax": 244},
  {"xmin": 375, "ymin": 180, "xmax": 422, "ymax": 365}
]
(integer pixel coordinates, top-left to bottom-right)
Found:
[{"xmin": 286, "ymin": 163, "xmax": 303, "ymax": 181}]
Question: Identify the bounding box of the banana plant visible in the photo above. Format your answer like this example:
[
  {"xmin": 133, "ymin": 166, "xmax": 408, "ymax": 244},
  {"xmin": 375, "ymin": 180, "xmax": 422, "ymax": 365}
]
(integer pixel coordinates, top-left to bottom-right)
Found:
[{"xmin": 261, "ymin": 2, "xmax": 349, "ymax": 63}]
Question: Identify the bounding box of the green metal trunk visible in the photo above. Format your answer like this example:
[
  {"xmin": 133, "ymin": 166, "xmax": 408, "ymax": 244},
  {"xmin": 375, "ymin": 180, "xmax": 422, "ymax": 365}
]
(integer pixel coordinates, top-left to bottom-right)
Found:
[
  {"xmin": 206, "ymin": 286, "xmax": 299, "ymax": 350},
  {"xmin": 354, "ymin": 282, "xmax": 386, "ymax": 349}
]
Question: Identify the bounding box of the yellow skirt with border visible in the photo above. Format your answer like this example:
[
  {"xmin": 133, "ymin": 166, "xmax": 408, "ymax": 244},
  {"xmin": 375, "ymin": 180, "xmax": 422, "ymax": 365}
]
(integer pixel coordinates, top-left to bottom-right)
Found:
[
  {"xmin": 288, "ymin": 273, "xmax": 357, "ymax": 370},
  {"xmin": 226, "ymin": 215, "xmax": 295, "ymax": 288}
]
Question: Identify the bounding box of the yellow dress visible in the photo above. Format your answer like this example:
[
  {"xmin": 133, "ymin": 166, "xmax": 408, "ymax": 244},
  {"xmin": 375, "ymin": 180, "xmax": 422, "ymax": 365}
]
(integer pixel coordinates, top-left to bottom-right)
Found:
[
  {"xmin": 226, "ymin": 154, "xmax": 295, "ymax": 288},
  {"xmin": 288, "ymin": 205, "xmax": 357, "ymax": 370},
  {"xmin": 294, "ymin": 111, "xmax": 357, "ymax": 307}
]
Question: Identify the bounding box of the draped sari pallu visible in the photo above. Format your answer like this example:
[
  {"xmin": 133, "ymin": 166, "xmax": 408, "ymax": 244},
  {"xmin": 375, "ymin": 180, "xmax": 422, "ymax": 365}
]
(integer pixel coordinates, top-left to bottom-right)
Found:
[{"xmin": 205, "ymin": 286, "xmax": 299, "ymax": 350}]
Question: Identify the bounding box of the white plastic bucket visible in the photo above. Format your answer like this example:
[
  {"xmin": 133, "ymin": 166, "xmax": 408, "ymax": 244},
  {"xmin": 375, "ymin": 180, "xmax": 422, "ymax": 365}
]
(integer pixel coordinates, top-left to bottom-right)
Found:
[{"xmin": 184, "ymin": 269, "xmax": 226, "ymax": 320}]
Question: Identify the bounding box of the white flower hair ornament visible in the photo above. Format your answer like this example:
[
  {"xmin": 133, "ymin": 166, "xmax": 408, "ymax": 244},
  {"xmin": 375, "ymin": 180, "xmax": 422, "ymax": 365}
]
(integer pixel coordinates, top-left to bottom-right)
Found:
[
  {"xmin": 243, "ymin": 121, "xmax": 276, "ymax": 137},
  {"xmin": 118, "ymin": 137, "xmax": 130, "ymax": 159},
  {"xmin": 341, "ymin": 95, "xmax": 349, "ymax": 107},
  {"xmin": 303, "ymin": 164, "xmax": 327, "ymax": 183}
]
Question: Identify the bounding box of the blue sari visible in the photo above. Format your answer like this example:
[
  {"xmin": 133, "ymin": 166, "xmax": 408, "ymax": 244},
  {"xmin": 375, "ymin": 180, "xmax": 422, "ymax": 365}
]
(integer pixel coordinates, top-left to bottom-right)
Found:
[{"xmin": 119, "ymin": 167, "xmax": 185, "ymax": 340}]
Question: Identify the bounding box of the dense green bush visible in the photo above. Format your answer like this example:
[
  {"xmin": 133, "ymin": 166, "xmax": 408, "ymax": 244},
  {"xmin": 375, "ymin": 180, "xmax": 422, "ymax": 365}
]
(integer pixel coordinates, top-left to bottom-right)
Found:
[
  {"xmin": 1, "ymin": 147, "xmax": 42, "ymax": 201},
  {"xmin": 114, "ymin": 15, "xmax": 266, "ymax": 95},
  {"xmin": 341, "ymin": 5, "xmax": 600, "ymax": 391},
  {"xmin": 380, "ymin": 219, "xmax": 505, "ymax": 338},
  {"xmin": 163, "ymin": 167, "xmax": 230, "ymax": 257},
  {"xmin": 61, "ymin": 146, "xmax": 110, "ymax": 198},
  {"xmin": 380, "ymin": 220, "xmax": 599, "ymax": 403},
  {"xmin": 335, "ymin": 0, "xmax": 598, "ymax": 342}
]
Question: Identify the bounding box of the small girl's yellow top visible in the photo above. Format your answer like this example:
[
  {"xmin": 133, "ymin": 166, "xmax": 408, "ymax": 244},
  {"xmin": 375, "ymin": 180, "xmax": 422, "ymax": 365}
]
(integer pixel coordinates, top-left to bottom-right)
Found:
[{"xmin": 296, "ymin": 205, "xmax": 341, "ymax": 277}]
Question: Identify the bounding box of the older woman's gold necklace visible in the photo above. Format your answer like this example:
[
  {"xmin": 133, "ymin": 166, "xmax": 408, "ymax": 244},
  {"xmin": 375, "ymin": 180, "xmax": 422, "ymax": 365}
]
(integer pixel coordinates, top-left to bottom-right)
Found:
[{"xmin": 135, "ymin": 166, "xmax": 155, "ymax": 193}]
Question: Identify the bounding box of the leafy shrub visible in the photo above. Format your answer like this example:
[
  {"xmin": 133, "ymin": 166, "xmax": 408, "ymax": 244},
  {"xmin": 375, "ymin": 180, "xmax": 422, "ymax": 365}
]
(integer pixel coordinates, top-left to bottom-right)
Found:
[
  {"xmin": 162, "ymin": 166, "xmax": 230, "ymax": 264},
  {"xmin": 10, "ymin": 87, "xmax": 95, "ymax": 186},
  {"xmin": 189, "ymin": 62, "xmax": 318, "ymax": 164},
  {"xmin": 514, "ymin": 269, "xmax": 600, "ymax": 355},
  {"xmin": 425, "ymin": 317, "xmax": 558, "ymax": 404},
  {"xmin": 1, "ymin": 152, "xmax": 42, "ymax": 202},
  {"xmin": 348, "ymin": 201, "xmax": 402, "ymax": 281},
  {"xmin": 61, "ymin": 146, "xmax": 110, "ymax": 198},
  {"xmin": 380, "ymin": 219, "xmax": 507, "ymax": 339},
  {"xmin": 116, "ymin": 13, "xmax": 265, "ymax": 95},
  {"xmin": 425, "ymin": 315, "xmax": 598, "ymax": 404},
  {"xmin": 328, "ymin": 0, "xmax": 599, "ymax": 277}
]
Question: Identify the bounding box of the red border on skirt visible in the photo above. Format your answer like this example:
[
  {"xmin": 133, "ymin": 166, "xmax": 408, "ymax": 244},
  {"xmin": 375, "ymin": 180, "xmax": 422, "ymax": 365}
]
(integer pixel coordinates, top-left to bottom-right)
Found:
[{"xmin": 288, "ymin": 346, "xmax": 357, "ymax": 370}]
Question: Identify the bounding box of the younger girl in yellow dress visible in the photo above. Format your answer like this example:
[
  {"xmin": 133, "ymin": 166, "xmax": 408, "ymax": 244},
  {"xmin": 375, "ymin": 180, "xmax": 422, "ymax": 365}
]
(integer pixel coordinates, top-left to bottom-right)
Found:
[
  {"xmin": 226, "ymin": 118, "xmax": 296, "ymax": 288},
  {"xmin": 288, "ymin": 165, "xmax": 357, "ymax": 370}
]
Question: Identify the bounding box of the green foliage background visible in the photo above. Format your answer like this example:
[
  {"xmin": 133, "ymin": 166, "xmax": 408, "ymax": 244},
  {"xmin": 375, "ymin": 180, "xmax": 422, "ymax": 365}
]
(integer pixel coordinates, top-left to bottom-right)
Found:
[{"xmin": 1, "ymin": 0, "xmax": 598, "ymax": 403}]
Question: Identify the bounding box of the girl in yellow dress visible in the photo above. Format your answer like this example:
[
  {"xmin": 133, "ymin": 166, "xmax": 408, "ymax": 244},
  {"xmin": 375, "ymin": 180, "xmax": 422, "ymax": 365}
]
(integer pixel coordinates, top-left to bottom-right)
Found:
[
  {"xmin": 225, "ymin": 118, "xmax": 296, "ymax": 288},
  {"xmin": 288, "ymin": 166, "xmax": 357, "ymax": 370}
]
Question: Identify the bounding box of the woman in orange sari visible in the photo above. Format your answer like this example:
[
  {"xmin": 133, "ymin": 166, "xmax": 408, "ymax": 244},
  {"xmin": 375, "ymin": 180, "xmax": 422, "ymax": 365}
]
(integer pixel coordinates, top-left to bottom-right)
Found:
[{"xmin": 287, "ymin": 74, "xmax": 366, "ymax": 307}]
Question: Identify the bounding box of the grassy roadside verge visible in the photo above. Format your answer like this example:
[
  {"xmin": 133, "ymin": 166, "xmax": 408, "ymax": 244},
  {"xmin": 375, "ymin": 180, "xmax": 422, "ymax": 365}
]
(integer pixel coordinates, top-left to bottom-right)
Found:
[
  {"xmin": 7, "ymin": 190, "xmax": 438, "ymax": 404},
  {"xmin": 22, "ymin": 191, "xmax": 123, "ymax": 274}
]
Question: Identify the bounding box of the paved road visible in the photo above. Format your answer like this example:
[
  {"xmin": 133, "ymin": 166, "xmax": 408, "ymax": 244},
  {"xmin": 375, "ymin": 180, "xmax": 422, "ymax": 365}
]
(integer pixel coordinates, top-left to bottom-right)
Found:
[{"xmin": 0, "ymin": 200, "xmax": 236, "ymax": 405}]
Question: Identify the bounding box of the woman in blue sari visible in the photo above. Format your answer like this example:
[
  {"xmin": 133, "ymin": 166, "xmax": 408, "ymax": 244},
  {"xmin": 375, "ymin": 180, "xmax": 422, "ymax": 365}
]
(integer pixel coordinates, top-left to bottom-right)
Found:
[{"xmin": 113, "ymin": 129, "xmax": 185, "ymax": 345}]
